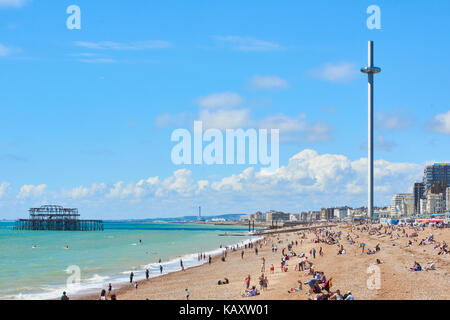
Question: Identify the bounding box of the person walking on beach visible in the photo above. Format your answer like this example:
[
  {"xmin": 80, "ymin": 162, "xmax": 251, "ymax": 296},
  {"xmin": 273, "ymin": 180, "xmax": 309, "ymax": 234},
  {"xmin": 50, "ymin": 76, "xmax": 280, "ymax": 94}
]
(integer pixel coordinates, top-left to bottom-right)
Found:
[
  {"xmin": 145, "ymin": 268, "xmax": 150, "ymax": 280},
  {"xmin": 312, "ymin": 247, "xmax": 316, "ymax": 259},
  {"xmin": 160, "ymin": 264, "xmax": 163, "ymax": 274},
  {"xmin": 108, "ymin": 283, "xmax": 112, "ymax": 294},
  {"xmin": 261, "ymin": 257, "xmax": 266, "ymax": 272},
  {"xmin": 61, "ymin": 291, "xmax": 69, "ymax": 300},
  {"xmin": 208, "ymin": 255, "xmax": 212, "ymax": 264},
  {"xmin": 319, "ymin": 247, "xmax": 323, "ymax": 257},
  {"xmin": 241, "ymin": 250, "xmax": 245, "ymax": 259},
  {"xmin": 100, "ymin": 289, "xmax": 107, "ymax": 300},
  {"xmin": 130, "ymin": 272, "xmax": 134, "ymax": 283},
  {"xmin": 180, "ymin": 259, "xmax": 184, "ymax": 271},
  {"xmin": 134, "ymin": 282, "xmax": 138, "ymax": 294},
  {"xmin": 185, "ymin": 288, "xmax": 190, "ymax": 300}
]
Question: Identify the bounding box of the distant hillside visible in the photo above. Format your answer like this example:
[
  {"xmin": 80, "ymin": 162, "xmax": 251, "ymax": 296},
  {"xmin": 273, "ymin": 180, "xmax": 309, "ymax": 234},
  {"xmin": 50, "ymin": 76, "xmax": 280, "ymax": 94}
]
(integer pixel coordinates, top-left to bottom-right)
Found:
[{"xmin": 105, "ymin": 213, "xmax": 245, "ymax": 222}]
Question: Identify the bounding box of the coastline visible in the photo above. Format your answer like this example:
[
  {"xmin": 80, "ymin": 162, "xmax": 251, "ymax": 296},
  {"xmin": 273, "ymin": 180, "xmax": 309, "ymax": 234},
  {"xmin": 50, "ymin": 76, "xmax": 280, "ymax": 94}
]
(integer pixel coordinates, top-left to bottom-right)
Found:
[
  {"xmin": 76, "ymin": 223, "xmax": 450, "ymax": 300},
  {"xmin": 66, "ymin": 235, "xmax": 264, "ymax": 301}
]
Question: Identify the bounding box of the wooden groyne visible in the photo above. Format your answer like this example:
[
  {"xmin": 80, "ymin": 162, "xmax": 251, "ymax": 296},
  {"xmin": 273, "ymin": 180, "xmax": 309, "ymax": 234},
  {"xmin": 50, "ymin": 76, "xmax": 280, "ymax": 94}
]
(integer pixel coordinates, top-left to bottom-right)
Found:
[{"xmin": 257, "ymin": 224, "xmax": 337, "ymax": 235}]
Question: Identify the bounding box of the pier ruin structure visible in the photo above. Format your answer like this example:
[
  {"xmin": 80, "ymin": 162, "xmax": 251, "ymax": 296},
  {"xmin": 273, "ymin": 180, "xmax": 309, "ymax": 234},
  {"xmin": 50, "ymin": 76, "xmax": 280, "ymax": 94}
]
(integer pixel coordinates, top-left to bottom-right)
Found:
[{"xmin": 14, "ymin": 205, "xmax": 103, "ymax": 231}]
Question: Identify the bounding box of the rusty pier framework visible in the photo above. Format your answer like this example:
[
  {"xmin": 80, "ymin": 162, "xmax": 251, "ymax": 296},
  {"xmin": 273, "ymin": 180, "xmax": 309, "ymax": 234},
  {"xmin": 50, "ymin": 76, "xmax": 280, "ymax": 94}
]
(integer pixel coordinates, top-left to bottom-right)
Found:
[{"xmin": 14, "ymin": 205, "xmax": 103, "ymax": 231}]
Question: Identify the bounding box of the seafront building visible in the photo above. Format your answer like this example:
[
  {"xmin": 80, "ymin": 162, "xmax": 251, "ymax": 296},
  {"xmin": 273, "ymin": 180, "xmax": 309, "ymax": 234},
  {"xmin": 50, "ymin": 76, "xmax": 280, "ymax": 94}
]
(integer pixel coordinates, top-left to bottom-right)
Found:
[
  {"xmin": 447, "ymin": 187, "xmax": 450, "ymax": 212},
  {"xmin": 265, "ymin": 210, "xmax": 290, "ymax": 224},
  {"xmin": 423, "ymin": 163, "xmax": 450, "ymax": 192},
  {"xmin": 426, "ymin": 193, "xmax": 445, "ymax": 214},
  {"xmin": 390, "ymin": 193, "xmax": 414, "ymax": 216}
]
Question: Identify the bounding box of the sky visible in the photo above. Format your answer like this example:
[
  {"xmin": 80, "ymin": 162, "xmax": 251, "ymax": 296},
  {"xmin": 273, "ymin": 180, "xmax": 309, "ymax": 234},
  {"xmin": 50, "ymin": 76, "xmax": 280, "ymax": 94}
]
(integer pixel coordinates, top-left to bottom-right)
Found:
[{"xmin": 0, "ymin": 0, "xmax": 449, "ymax": 219}]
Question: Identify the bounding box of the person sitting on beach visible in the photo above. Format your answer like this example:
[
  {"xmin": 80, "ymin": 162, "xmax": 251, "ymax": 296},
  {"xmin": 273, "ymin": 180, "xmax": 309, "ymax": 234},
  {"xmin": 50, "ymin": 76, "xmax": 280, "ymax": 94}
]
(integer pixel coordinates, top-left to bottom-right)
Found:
[
  {"xmin": 242, "ymin": 286, "xmax": 259, "ymax": 297},
  {"xmin": 425, "ymin": 262, "xmax": 436, "ymax": 271},
  {"xmin": 372, "ymin": 258, "xmax": 384, "ymax": 265},
  {"xmin": 344, "ymin": 291, "xmax": 354, "ymax": 300},
  {"xmin": 110, "ymin": 292, "xmax": 117, "ymax": 300},
  {"xmin": 306, "ymin": 278, "xmax": 321, "ymax": 294},
  {"xmin": 218, "ymin": 277, "xmax": 230, "ymax": 285},
  {"xmin": 330, "ymin": 289, "xmax": 343, "ymax": 300},
  {"xmin": 100, "ymin": 289, "xmax": 107, "ymax": 300},
  {"xmin": 288, "ymin": 280, "xmax": 303, "ymax": 293},
  {"xmin": 61, "ymin": 291, "xmax": 69, "ymax": 300},
  {"xmin": 410, "ymin": 261, "xmax": 422, "ymax": 271},
  {"xmin": 322, "ymin": 278, "xmax": 332, "ymax": 293}
]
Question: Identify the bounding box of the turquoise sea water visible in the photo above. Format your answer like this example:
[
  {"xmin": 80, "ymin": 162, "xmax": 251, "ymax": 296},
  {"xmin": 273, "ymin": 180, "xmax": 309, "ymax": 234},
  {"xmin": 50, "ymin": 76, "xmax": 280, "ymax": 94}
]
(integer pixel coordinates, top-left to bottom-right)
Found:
[{"xmin": 0, "ymin": 222, "xmax": 258, "ymax": 300}]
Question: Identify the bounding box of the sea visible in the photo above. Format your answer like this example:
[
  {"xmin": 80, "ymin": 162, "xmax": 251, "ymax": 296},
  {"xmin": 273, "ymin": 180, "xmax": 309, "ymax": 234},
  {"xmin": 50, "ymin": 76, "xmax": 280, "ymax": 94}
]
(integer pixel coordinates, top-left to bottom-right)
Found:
[{"xmin": 0, "ymin": 221, "xmax": 260, "ymax": 300}]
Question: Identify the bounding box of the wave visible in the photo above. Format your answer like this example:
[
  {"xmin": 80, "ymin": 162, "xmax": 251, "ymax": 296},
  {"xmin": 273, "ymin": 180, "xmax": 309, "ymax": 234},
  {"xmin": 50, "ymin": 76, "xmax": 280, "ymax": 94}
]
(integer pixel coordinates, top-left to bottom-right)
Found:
[{"xmin": 4, "ymin": 235, "xmax": 263, "ymax": 300}]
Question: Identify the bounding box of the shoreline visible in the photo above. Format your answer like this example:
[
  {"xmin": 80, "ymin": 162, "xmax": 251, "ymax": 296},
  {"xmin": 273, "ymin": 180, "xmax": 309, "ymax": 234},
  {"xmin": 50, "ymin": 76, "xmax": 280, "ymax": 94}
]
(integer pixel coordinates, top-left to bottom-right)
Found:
[
  {"xmin": 75, "ymin": 222, "xmax": 449, "ymax": 300},
  {"xmin": 64, "ymin": 235, "xmax": 265, "ymax": 301}
]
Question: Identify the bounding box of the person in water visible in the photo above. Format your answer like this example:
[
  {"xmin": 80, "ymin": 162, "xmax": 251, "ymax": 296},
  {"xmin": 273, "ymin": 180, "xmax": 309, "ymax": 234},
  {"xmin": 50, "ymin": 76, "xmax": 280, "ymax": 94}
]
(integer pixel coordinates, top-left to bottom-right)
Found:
[{"xmin": 130, "ymin": 272, "xmax": 134, "ymax": 283}]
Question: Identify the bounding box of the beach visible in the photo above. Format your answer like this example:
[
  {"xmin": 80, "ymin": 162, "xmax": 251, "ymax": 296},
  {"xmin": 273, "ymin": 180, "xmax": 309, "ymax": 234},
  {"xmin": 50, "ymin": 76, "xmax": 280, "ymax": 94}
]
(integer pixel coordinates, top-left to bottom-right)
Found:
[{"xmin": 80, "ymin": 223, "xmax": 450, "ymax": 300}]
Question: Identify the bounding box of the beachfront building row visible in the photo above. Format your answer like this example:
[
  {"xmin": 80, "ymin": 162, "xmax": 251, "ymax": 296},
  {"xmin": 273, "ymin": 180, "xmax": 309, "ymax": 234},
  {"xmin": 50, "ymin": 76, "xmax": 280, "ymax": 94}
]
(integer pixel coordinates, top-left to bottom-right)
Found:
[
  {"xmin": 391, "ymin": 163, "xmax": 450, "ymax": 217},
  {"xmin": 418, "ymin": 163, "xmax": 449, "ymax": 214}
]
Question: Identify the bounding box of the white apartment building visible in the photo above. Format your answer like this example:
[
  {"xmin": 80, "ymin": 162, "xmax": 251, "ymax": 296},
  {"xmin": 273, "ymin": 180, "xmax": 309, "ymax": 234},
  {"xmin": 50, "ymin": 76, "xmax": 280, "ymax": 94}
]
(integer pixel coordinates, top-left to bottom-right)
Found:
[
  {"xmin": 426, "ymin": 193, "xmax": 445, "ymax": 214},
  {"xmin": 391, "ymin": 193, "xmax": 414, "ymax": 216}
]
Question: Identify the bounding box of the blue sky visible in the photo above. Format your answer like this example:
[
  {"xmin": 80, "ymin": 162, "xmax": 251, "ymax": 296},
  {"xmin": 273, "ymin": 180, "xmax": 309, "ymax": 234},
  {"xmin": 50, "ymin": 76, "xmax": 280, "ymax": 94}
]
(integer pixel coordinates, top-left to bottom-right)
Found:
[{"xmin": 0, "ymin": 0, "xmax": 449, "ymax": 219}]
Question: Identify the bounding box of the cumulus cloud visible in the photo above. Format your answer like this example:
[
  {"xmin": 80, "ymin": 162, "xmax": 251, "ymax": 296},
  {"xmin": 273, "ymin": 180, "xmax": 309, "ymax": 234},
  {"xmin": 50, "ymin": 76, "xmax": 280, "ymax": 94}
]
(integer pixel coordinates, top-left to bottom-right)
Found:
[
  {"xmin": 17, "ymin": 184, "xmax": 46, "ymax": 199},
  {"xmin": 427, "ymin": 110, "xmax": 450, "ymax": 134},
  {"xmin": 211, "ymin": 36, "xmax": 281, "ymax": 51},
  {"xmin": 309, "ymin": 62, "xmax": 358, "ymax": 83},
  {"xmin": 195, "ymin": 92, "xmax": 243, "ymax": 109},
  {"xmin": 249, "ymin": 75, "xmax": 289, "ymax": 90},
  {"xmin": 54, "ymin": 149, "xmax": 421, "ymax": 212}
]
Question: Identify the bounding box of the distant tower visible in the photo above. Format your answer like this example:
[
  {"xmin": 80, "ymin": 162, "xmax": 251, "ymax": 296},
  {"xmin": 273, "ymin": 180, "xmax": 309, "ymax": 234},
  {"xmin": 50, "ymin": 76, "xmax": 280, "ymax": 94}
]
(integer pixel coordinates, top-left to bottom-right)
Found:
[
  {"xmin": 361, "ymin": 41, "xmax": 381, "ymax": 219},
  {"xmin": 198, "ymin": 206, "xmax": 201, "ymax": 221}
]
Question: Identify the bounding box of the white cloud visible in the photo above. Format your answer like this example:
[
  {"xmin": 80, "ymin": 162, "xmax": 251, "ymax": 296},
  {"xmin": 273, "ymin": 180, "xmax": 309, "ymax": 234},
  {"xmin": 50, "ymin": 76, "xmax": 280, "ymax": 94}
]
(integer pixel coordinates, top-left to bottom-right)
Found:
[
  {"xmin": 17, "ymin": 184, "xmax": 46, "ymax": 199},
  {"xmin": 0, "ymin": 182, "xmax": 10, "ymax": 198},
  {"xmin": 199, "ymin": 108, "xmax": 251, "ymax": 130},
  {"xmin": 52, "ymin": 149, "xmax": 422, "ymax": 214},
  {"xmin": 75, "ymin": 40, "xmax": 171, "ymax": 50},
  {"xmin": 376, "ymin": 109, "xmax": 414, "ymax": 131},
  {"xmin": 212, "ymin": 36, "xmax": 281, "ymax": 52},
  {"xmin": 309, "ymin": 62, "xmax": 358, "ymax": 83},
  {"xmin": 249, "ymin": 75, "xmax": 289, "ymax": 90},
  {"xmin": 196, "ymin": 92, "xmax": 243, "ymax": 109},
  {"xmin": 0, "ymin": 0, "xmax": 28, "ymax": 8},
  {"xmin": 259, "ymin": 113, "xmax": 333, "ymax": 143},
  {"xmin": 428, "ymin": 111, "xmax": 450, "ymax": 134}
]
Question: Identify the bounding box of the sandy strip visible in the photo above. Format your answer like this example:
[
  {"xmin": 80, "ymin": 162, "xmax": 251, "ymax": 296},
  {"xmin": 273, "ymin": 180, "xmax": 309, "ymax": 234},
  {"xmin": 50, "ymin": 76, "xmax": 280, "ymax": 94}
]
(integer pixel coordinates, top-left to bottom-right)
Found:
[{"xmin": 79, "ymin": 224, "xmax": 450, "ymax": 300}]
